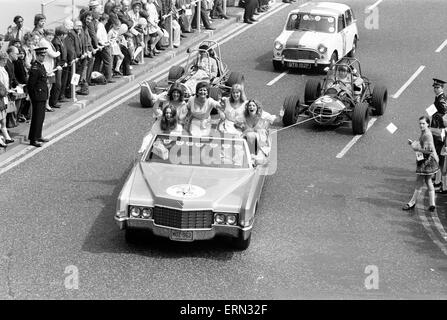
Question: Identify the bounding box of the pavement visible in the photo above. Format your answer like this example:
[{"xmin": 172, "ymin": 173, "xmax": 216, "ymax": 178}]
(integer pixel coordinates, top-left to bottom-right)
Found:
[{"xmin": 0, "ymin": 6, "xmax": 245, "ymax": 159}]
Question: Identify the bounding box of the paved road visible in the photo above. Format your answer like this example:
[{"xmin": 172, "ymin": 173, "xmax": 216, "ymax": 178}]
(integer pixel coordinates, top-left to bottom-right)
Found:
[{"xmin": 1, "ymin": 0, "xmax": 447, "ymax": 299}]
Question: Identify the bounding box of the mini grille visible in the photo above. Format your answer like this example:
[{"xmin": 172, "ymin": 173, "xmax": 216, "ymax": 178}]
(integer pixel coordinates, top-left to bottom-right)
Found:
[
  {"xmin": 283, "ymin": 49, "xmax": 320, "ymax": 60},
  {"xmin": 153, "ymin": 207, "xmax": 213, "ymax": 229}
]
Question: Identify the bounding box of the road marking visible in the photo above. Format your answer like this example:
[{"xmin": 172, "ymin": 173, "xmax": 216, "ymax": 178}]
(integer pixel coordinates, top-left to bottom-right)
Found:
[
  {"xmin": 267, "ymin": 71, "xmax": 288, "ymax": 86},
  {"xmin": 417, "ymin": 206, "xmax": 447, "ymax": 256},
  {"xmin": 435, "ymin": 39, "xmax": 447, "ymax": 53},
  {"xmin": 391, "ymin": 65, "xmax": 425, "ymax": 99},
  {"xmin": 335, "ymin": 117, "xmax": 377, "ymax": 158},
  {"xmin": 366, "ymin": 0, "xmax": 383, "ymax": 12}
]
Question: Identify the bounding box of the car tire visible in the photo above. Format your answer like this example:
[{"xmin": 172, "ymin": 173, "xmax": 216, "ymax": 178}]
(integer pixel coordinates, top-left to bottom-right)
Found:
[
  {"xmin": 226, "ymin": 71, "xmax": 244, "ymax": 87},
  {"xmin": 273, "ymin": 60, "xmax": 283, "ymax": 71},
  {"xmin": 329, "ymin": 52, "xmax": 338, "ymax": 68},
  {"xmin": 140, "ymin": 80, "xmax": 157, "ymax": 108},
  {"xmin": 352, "ymin": 102, "xmax": 370, "ymax": 135},
  {"xmin": 347, "ymin": 37, "xmax": 358, "ymax": 58},
  {"xmin": 209, "ymin": 87, "xmax": 222, "ymax": 115},
  {"xmin": 304, "ymin": 79, "xmax": 321, "ymax": 105},
  {"xmin": 232, "ymin": 234, "xmax": 251, "ymax": 250},
  {"xmin": 371, "ymin": 85, "xmax": 388, "ymax": 116},
  {"xmin": 168, "ymin": 65, "xmax": 185, "ymax": 82},
  {"xmin": 283, "ymin": 95, "xmax": 300, "ymax": 126}
]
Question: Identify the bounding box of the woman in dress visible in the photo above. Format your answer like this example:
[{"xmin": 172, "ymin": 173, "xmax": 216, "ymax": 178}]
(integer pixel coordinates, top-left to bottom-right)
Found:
[
  {"xmin": 153, "ymin": 83, "xmax": 188, "ymax": 124},
  {"xmin": 184, "ymin": 81, "xmax": 222, "ymax": 137},
  {"xmin": 139, "ymin": 105, "xmax": 184, "ymax": 153},
  {"xmin": 235, "ymin": 99, "xmax": 271, "ymax": 156},
  {"xmin": 0, "ymin": 52, "xmax": 14, "ymax": 147},
  {"xmin": 403, "ymin": 116, "xmax": 439, "ymax": 212},
  {"xmin": 219, "ymin": 83, "xmax": 247, "ymax": 135}
]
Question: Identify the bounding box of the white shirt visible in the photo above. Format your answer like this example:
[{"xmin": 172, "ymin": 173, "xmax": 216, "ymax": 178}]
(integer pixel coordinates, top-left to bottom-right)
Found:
[{"xmin": 96, "ymin": 22, "xmax": 109, "ymax": 46}]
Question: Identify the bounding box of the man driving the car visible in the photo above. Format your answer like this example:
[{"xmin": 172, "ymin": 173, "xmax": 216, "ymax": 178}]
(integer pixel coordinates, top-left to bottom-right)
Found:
[{"xmin": 335, "ymin": 64, "xmax": 363, "ymax": 101}]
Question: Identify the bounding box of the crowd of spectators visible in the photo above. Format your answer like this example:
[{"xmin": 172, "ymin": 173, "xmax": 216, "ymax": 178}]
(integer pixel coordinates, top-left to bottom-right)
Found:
[{"xmin": 0, "ymin": 0, "xmax": 273, "ymax": 147}]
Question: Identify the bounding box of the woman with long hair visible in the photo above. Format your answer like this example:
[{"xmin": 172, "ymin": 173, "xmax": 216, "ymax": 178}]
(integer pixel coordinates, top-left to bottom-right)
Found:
[
  {"xmin": 219, "ymin": 83, "xmax": 247, "ymax": 135},
  {"xmin": 403, "ymin": 116, "xmax": 439, "ymax": 212}
]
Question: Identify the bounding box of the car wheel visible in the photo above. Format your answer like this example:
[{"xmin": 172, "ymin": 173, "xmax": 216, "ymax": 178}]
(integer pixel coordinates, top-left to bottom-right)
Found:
[
  {"xmin": 283, "ymin": 95, "xmax": 300, "ymax": 126},
  {"xmin": 347, "ymin": 37, "xmax": 358, "ymax": 58},
  {"xmin": 140, "ymin": 80, "xmax": 157, "ymax": 108},
  {"xmin": 352, "ymin": 102, "xmax": 370, "ymax": 134},
  {"xmin": 226, "ymin": 71, "xmax": 245, "ymax": 87},
  {"xmin": 209, "ymin": 87, "xmax": 222, "ymax": 115},
  {"xmin": 168, "ymin": 65, "xmax": 185, "ymax": 82},
  {"xmin": 304, "ymin": 79, "xmax": 321, "ymax": 105},
  {"xmin": 329, "ymin": 52, "xmax": 338, "ymax": 68},
  {"xmin": 232, "ymin": 234, "xmax": 251, "ymax": 250},
  {"xmin": 273, "ymin": 60, "xmax": 283, "ymax": 71},
  {"xmin": 371, "ymin": 85, "xmax": 388, "ymax": 116}
]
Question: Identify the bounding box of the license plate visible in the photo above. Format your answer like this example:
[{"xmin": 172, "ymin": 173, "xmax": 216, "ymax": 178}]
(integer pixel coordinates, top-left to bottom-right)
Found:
[
  {"xmin": 288, "ymin": 62, "xmax": 311, "ymax": 69},
  {"xmin": 170, "ymin": 230, "xmax": 193, "ymax": 241}
]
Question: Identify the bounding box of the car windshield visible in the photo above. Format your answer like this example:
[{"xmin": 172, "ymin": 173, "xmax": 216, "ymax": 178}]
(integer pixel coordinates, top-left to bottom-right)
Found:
[
  {"xmin": 145, "ymin": 134, "xmax": 250, "ymax": 169},
  {"xmin": 286, "ymin": 13, "xmax": 336, "ymax": 33}
]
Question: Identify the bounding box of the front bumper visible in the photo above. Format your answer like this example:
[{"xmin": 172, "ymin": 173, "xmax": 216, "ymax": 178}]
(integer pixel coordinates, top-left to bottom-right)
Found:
[{"xmin": 115, "ymin": 215, "xmax": 252, "ymax": 241}]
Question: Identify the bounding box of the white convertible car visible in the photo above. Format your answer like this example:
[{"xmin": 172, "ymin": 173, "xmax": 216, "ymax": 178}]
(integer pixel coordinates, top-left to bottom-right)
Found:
[{"xmin": 272, "ymin": 2, "xmax": 358, "ymax": 71}]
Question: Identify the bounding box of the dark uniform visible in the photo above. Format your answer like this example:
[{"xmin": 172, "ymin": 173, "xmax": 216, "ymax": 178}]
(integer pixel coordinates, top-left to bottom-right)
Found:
[
  {"xmin": 28, "ymin": 47, "xmax": 49, "ymax": 146},
  {"xmin": 430, "ymin": 79, "xmax": 447, "ymax": 155}
]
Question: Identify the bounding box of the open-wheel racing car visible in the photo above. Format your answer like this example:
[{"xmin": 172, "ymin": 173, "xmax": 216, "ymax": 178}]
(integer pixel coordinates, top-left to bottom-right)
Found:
[
  {"xmin": 282, "ymin": 58, "xmax": 388, "ymax": 134},
  {"xmin": 140, "ymin": 40, "xmax": 245, "ymax": 107},
  {"xmin": 115, "ymin": 129, "xmax": 272, "ymax": 250}
]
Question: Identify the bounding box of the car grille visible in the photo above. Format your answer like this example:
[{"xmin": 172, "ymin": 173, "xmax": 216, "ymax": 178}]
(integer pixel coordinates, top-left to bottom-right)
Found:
[
  {"xmin": 153, "ymin": 206, "xmax": 213, "ymax": 229},
  {"xmin": 311, "ymin": 106, "xmax": 333, "ymax": 116},
  {"xmin": 283, "ymin": 49, "xmax": 320, "ymax": 60}
]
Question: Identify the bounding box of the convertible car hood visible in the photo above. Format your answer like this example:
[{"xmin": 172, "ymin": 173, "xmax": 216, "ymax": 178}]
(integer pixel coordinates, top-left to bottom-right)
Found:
[
  {"xmin": 129, "ymin": 162, "xmax": 254, "ymax": 211},
  {"xmin": 280, "ymin": 30, "xmax": 333, "ymax": 49}
]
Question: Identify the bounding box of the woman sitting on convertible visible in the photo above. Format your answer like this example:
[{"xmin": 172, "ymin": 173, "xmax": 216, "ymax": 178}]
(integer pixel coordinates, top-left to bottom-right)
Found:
[
  {"xmin": 234, "ymin": 100, "xmax": 279, "ymax": 157},
  {"xmin": 182, "ymin": 81, "xmax": 223, "ymax": 137},
  {"xmin": 138, "ymin": 105, "xmax": 184, "ymax": 153},
  {"xmin": 153, "ymin": 83, "xmax": 188, "ymax": 124},
  {"xmin": 219, "ymin": 83, "xmax": 247, "ymax": 135}
]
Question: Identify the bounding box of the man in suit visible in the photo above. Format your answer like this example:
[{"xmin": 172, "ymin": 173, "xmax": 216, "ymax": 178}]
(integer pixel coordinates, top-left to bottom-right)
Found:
[
  {"xmin": 28, "ymin": 47, "xmax": 50, "ymax": 147},
  {"xmin": 4, "ymin": 15, "xmax": 30, "ymax": 45},
  {"xmin": 64, "ymin": 19, "xmax": 82, "ymax": 99},
  {"xmin": 50, "ymin": 26, "xmax": 69, "ymax": 106}
]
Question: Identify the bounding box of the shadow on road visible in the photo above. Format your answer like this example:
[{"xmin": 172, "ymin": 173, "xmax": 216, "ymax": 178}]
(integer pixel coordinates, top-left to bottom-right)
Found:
[{"xmin": 80, "ymin": 161, "xmax": 235, "ymax": 260}]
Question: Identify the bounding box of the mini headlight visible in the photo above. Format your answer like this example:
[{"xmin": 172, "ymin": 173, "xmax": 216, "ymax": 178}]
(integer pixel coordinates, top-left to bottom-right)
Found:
[
  {"xmin": 141, "ymin": 207, "xmax": 153, "ymax": 219},
  {"xmin": 318, "ymin": 44, "xmax": 327, "ymax": 54},
  {"xmin": 215, "ymin": 214, "xmax": 225, "ymax": 224},
  {"xmin": 130, "ymin": 206, "xmax": 141, "ymax": 218},
  {"xmin": 226, "ymin": 214, "xmax": 237, "ymax": 225},
  {"xmin": 274, "ymin": 41, "xmax": 283, "ymax": 51}
]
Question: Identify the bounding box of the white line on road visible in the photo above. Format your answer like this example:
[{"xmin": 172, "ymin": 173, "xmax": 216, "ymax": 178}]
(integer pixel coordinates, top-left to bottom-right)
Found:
[
  {"xmin": 391, "ymin": 65, "xmax": 425, "ymax": 99},
  {"xmin": 335, "ymin": 117, "xmax": 377, "ymax": 158},
  {"xmin": 267, "ymin": 71, "xmax": 288, "ymax": 86},
  {"xmin": 435, "ymin": 39, "xmax": 447, "ymax": 53},
  {"xmin": 366, "ymin": 0, "xmax": 383, "ymax": 11}
]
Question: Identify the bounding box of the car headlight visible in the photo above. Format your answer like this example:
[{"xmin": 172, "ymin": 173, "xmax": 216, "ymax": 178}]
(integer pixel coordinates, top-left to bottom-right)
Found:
[
  {"xmin": 317, "ymin": 44, "xmax": 327, "ymax": 54},
  {"xmin": 141, "ymin": 207, "xmax": 153, "ymax": 219},
  {"xmin": 274, "ymin": 41, "xmax": 283, "ymax": 51},
  {"xmin": 130, "ymin": 206, "xmax": 141, "ymax": 218},
  {"xmin": 226, "ymin": 214, "xmax": 237, "ymax": 225},
  {"xmin": 215, "ymin": 213, "xmax": 225, "ymax": 224}
]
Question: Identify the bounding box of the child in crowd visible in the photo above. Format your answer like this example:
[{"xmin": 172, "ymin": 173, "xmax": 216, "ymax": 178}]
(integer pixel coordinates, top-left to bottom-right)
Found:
[{"xmin": 108, "ymin": 22, "xmax": 125, "ymax": 76}]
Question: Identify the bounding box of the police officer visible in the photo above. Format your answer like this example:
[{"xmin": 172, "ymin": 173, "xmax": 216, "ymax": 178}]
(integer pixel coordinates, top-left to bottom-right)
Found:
[
  {"xmin": 430, "ymin": 78, "xmax": 447, "ymax": 192},
  {"xmin": 28, "ymin": 47, "xmax": 50, "ymax": 147}
]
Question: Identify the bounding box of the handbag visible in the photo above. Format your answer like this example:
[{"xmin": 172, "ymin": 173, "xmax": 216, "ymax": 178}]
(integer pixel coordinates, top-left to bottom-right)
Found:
[{"xmin": 5, "ymin": 100, "xmax": 17, "ymax": 113}]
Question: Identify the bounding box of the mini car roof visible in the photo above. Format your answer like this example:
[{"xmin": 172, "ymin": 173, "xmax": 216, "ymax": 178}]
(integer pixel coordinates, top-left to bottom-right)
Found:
[{"xmin": 290, "ymin": 1, "xmax": 350, "ymax": 16}]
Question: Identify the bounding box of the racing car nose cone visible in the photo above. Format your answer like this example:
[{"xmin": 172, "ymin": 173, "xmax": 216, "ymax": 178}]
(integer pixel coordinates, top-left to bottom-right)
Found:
[{"xmin": 311, "ymin": 96, "xmax": 345, "ymax": 113}]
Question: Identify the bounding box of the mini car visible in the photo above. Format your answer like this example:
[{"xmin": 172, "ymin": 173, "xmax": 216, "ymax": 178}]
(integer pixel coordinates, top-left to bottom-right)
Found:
[
  {"xmin": 115, "ymin": 130, "xmax": 271, "ymax": 250},
  {"xmin": 282, "ymin": 58, "xmax": 388, "ymax": 135},
  {"xmin": 272, "ymin": 2, "xmax": 358, "ymax": 71},
  {"xmin": 140, "ymin": 40, "xmax": 245, "ymax": 107}
]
